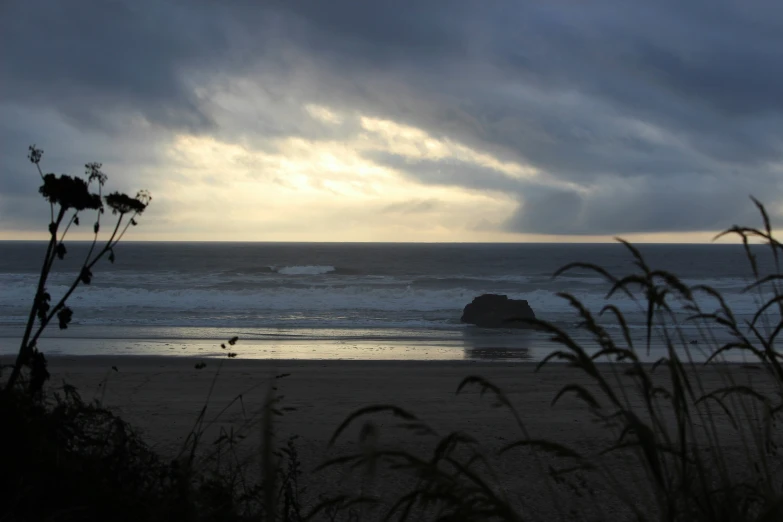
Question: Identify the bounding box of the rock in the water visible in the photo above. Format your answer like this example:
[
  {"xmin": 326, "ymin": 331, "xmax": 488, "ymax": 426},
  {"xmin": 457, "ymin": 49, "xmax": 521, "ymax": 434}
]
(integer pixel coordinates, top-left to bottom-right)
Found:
[{"xmin": 461, "ymin": 294, "xmax": 536, "ymax": 328}]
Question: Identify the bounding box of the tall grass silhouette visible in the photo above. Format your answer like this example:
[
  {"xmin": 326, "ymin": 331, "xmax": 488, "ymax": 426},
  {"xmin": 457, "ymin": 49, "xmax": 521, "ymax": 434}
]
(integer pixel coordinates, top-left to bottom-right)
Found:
[{"xmin": 321, "ymin": 198, "xmax": 783, "ymax": 522}]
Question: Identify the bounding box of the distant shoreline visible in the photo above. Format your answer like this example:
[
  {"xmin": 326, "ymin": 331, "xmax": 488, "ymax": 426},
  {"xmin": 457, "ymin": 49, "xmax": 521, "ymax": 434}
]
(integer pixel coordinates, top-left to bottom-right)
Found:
[
  {"xmin": 3, "ymin": 335, "xmax": 742, "ymax": 363},
  {"xmin": 0, "ymin": 325, "xmax": 753, "ymax": 363}
]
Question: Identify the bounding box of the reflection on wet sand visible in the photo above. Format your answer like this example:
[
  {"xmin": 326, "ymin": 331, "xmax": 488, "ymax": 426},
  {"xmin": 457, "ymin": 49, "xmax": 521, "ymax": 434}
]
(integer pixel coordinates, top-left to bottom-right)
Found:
[{"xmin": 461, "ymin": 327, "xmax": 533, "ymax": 360}]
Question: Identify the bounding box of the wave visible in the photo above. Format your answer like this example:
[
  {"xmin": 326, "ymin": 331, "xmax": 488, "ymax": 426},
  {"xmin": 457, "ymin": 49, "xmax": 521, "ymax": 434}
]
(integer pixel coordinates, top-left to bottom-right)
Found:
[
  {"xmin": 0, "ymin": 266, "xmax": 770, "ymax": 333},
  {"xmin": 228, "ymin": 266, "xmax": 275, "ymax": 275},
  {"xmin": 274, "ymin": 265, "xmax": 336, "ymax": 275},
  {"xmin": 0, "ymin": 283, "xmax": 499, "ymax": 312},
  {"xmin": 226, "ymin": 265, "xmax": 362, "ymax": 276},
  {"xmin": 274, "ymin": 265, "xmax": 363, "ymax": 275},
  {"xmin": 411, "ymin": 276, "xmax": 530, "ymax": 288},
  {"xmin": 0, "ymin": 279, "xmax": 765, "ymax": 315}
]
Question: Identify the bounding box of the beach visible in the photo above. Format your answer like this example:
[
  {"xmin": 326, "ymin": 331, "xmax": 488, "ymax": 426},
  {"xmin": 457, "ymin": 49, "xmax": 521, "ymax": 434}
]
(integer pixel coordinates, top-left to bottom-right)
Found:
[
  {"xmin": 2, "ymin": 242, "xmax": 773, "ymax": 518},
  {"xmin": 41, "ymin": 355, "xmax": 769, "ymax": 520},
  {"xmin": 45, "ymin": 357, "xmax": 576, "ymax": 458}
]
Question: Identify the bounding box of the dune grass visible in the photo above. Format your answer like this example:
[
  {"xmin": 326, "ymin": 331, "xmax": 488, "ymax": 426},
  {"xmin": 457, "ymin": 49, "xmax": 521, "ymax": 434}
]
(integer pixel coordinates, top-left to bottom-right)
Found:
[{"xmin": 320, "ymin": 199, "xmax": 783, "ymax": 521}]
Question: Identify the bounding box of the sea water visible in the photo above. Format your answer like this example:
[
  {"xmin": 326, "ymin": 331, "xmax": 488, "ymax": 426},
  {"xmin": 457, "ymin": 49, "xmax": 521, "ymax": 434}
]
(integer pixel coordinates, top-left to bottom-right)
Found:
[{"xmin": 0, "ymin": 242, "xmax": 775, "ymax": 361}]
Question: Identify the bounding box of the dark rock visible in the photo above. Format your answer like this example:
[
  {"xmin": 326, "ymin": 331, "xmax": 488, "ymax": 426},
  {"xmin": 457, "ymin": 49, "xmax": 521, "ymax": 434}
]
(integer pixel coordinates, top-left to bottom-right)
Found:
[{"xmin": 461, "ymin": 294, "xmax": 536, "ymax": 328}]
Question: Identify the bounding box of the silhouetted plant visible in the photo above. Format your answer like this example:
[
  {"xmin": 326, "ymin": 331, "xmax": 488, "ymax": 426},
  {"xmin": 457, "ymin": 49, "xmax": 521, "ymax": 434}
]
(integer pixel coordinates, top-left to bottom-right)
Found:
[
  {"xmin": 0, "ymin": 382, "xmax": 181, "ymax": 521},
  {"xmin": 3, "ymin": 145, "xmax": 150, "ymax": 394},
  {"xmin": 322, "ymin": 198, "xmax": 783, "ymax": 522},
  {"xmin": 0, "ymin": 372, "xmax": 314, "ymax": 522},
  {"xmin": 0, "ymin": 159, "xmax": 324, "ymax": 520}
]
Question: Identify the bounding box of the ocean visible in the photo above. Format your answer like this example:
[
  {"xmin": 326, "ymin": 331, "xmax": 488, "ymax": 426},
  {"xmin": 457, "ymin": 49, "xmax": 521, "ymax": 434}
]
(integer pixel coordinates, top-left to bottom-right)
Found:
[{"xmin": 0, "ymin": 242, "xmax": 775, "ymax": 362}]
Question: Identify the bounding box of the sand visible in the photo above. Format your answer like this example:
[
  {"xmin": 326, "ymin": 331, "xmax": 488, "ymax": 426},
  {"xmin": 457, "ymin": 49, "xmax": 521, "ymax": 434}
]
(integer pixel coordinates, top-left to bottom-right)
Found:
[{"xmin": 39, "ymin": 355, "xmax": 772, "ymax": 520}]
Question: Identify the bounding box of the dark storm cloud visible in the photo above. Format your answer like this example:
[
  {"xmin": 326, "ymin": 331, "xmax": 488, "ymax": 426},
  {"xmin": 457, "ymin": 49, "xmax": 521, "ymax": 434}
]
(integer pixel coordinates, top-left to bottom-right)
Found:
[
  {"xmin": 364, "ymin": 151, "xmax": 525, "ymax": 194},
  {"xmin": 2, "ymin": 0, "xmax": 782, "ymax": 235},
  {"xmin": 505, "ymin": 180, "xmax": 767, "ymax": 236},
  {"xmin": 0, "ymin": 0, "xmax": 229, "ymax": 132}
]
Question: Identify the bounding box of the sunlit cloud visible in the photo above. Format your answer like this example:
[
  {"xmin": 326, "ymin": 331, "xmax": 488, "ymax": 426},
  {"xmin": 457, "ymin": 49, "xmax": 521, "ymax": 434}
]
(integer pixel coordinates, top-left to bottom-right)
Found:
[
  {"xmin": 150, "ymin": 107, "xmax": 521, "ymax": 241},
  {"xmin": 358, "ymin": 116, "xmax": 539, "ymax": 181},
  {"xmin": 304, "ymin": 104, "xmax": 343, "ymax": 125}
]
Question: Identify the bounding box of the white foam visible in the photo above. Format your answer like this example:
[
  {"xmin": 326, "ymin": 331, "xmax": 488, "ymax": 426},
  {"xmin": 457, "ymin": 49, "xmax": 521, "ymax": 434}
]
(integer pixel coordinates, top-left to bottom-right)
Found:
[{"xmin": 275, "ymin": 265, "xmax": 336, "ymax": 275}]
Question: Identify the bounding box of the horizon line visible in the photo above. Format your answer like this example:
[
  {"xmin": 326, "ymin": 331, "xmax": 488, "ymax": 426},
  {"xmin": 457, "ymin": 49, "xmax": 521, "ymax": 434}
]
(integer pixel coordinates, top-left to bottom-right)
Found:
[{"xmin": 0, "ymin": 238, "xmax": 737, "ymax": 246}]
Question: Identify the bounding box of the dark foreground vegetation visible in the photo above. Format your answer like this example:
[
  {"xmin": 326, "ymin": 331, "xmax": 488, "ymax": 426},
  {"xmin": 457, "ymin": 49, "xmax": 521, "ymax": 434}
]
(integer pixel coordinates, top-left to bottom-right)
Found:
[{"xmin": 3, "ymin": 147, "xmax": 783, "ymax": 521}]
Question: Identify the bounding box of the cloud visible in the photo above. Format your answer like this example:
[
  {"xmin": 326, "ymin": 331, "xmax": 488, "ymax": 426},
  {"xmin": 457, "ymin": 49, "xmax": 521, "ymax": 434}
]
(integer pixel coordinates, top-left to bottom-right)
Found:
[
  {"xmin": 381, "ymin": 199, "xmax": 441, "ymax": 214},
  {"xmin": 1, "ymin": 0, "xmax": 782, "ymax": 239},
  {"xmin": 505, "ymin": 178, "xmax": 765, "ymax": 235},
  {"xmin": 365, "ymin": 151, "xmax": 525, "ymax": 195},
  {"xmin": 0, "ymin": 0, "xmax": 228, "ymax": 133}
]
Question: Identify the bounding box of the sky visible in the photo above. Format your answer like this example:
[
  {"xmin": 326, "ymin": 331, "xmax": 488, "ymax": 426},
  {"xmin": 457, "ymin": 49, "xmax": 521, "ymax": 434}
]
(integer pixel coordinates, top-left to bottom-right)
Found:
[{"xmin": 1, "ymin": 0, "xmax": 782, "ymax": 243}]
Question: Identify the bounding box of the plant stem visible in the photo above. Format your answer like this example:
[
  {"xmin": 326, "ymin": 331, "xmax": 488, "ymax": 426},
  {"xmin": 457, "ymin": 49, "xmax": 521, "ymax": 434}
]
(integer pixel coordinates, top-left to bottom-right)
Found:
[
  {"xmin": 5, "ymin": 206, "xmax": 65, "ymax": 390},
  {"xmin": 27, "ymin": 216, "xmax": 125, "ymax": 351}
]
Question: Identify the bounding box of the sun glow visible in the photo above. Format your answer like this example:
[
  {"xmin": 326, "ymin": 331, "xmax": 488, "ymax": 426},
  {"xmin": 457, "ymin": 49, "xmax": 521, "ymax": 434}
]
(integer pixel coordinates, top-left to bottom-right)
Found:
[{"xmin": 156, "ymin": 111, "xmax": 521, "ymax": 241}]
